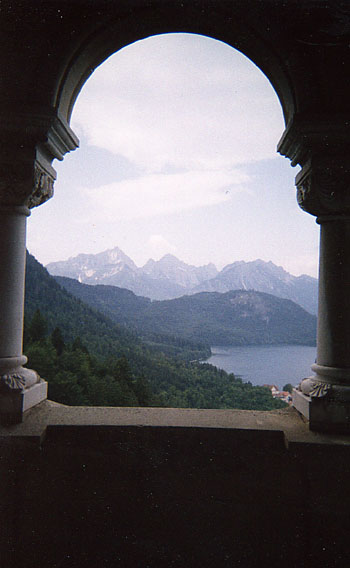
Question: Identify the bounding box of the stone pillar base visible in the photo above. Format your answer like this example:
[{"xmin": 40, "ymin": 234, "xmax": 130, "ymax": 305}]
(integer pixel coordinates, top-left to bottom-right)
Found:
[
  {"xmin": 293, "ymin": 388, "xmax": 350, "ymax": 434},
  {"xmin": 0, "ymin": 379, "xmax": 47, "ymax": 425}
]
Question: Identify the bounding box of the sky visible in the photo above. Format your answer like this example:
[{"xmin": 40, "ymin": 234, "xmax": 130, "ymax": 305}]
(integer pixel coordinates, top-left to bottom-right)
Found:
[{"xmin": 27, "ymin": 33, "xmax": 320, "ymax": 277}]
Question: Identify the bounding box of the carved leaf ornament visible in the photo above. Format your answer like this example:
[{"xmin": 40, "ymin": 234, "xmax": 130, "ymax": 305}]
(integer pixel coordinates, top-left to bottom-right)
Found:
[
  {"xmin": 308, "ymin": 381, "xmax": 331, "ymax": 398},
  {"xmin": 0, "ymin": 373, "xmax": 26, "ymax": 391},
  {"xmin": 298, "ymin": 377, "xmax": 332, "ymax": 398},
  {"xmin": 29, "ymin": 165, "xmax": 54, "ymax": 208},
  {"xmin": 0, "ymin": 163, "xmax": 55, "ymax": 208}
]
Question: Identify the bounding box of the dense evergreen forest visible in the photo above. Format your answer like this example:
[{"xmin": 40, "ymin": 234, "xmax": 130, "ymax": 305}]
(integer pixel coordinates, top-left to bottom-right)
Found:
[
  {"xmin": 56, "ymin": 275, "xmax": 317, "ymax": 346},
  {"xmin": 24, "ymin": 253, "xmax": 286, "ymax": 410}
]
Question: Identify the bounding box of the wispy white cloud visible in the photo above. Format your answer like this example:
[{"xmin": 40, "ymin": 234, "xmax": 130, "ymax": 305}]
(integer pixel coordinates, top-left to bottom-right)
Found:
[
  {"xmin": 72, "ymin": 34, "xmax": 284, "ymax": 173},
  {"xmin": 83, "ymin": 169, "xmax": 250, "ymax": 220}
]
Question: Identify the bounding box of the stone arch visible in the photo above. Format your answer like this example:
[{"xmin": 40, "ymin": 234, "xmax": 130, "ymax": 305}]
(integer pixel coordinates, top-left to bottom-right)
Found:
[
  {"xmin": 48, "ymin": 9, "xmax": 350, "ymax": 433},
  {"xmin": 1, "ymin": 0, "xmax": 350, "ymax": 431}
]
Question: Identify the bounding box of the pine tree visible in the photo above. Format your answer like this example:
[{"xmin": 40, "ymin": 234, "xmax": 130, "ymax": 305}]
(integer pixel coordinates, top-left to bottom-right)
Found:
[
  {"xmin": 72, "ymin": 337, "xmax": 89, "ymax": 354},
  {"xmin": 134, "ymin": 374, "xmax": 153, "ymax": 406},
  {"xmin": 51, "ymin": 327, "xmax": 65, "ymax": 356},
  {"xmin": 28, "ymin": 309, "xmax": 47, "ymax": 343}
]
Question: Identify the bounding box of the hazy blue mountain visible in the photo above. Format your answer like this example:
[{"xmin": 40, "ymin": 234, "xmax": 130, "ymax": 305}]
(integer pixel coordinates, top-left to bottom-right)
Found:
[
  {"xmin": 55, "ymin": 276, "xmax": 317, "ymax": 347},
  {"xmin": 47, "ymin": 248, "xmax": 216, "ymax": 300},
  {"xmin": 46, "ymin": 247, "xmax": 136, "ymax": 282},
  {"xmin": 47, "ymin": 248, "xmax": 318, "ymax": 313},
  {"xmin": 192, "ymin": 259, "xmax": 318, "ymax": 314},
  {"xmin": 142, "ymin": 254, "xmax": 218, "ymax": 289}
]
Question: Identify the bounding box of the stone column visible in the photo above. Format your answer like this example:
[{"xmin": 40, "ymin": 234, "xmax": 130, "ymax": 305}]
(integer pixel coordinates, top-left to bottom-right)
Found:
[
  {"xmin": 0, "ymin": 156, "xmax": 56, "ymax": 424},
  {"xmin": 0, "ymin": 114, "xmax": 79, "ymax": 423},
  {"xmin": 0, "ymin": 205, "xmax": 47, "ymax": 423},
  {"xmin": 291, "ymin": 158, "xmax": 350, "ymax": 432}
]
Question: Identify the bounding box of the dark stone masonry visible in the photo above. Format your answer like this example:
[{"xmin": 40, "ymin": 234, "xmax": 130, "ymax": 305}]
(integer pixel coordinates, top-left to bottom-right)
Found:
[{"xmin": 2, "ymin": 403, "xmax": 350, "ymax": 567}]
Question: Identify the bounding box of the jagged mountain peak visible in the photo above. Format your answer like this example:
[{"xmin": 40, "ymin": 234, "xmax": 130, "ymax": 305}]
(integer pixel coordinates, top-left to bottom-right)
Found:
[
  {"xmin": 152, "ymin": 254, "xmax": 187, "ymax": 267},
  {"xmin": 221, "ymin": 259, "xmax": 293, "ymax": 282},
  {"xmin": 141, "ymin": 253, "xmax": 218, "ymax": 290},
  {"xmin": 144, "ymin": 254, "xmax": 217, "ymax": 272},
  {"xmin": 47, "ymin": 246, "xmax": 136, "ymax": 270},
  {"xmin": 223, "ymin": 258, "xmax": 281, "ymax": 271},
  {"xmin": 192, "ymin": 259, "xmax": 317, "ymax": 314},
  {"xmin": 96, "ymin": 246, "xmax": 136, "ymax": 267},
  {"xmin": 160, "ymin": 253, "xmax": 181, "ymax": 262},
  {"xmin": 222, "ymin": 260, "xmax": 245, "ymax": 272}
]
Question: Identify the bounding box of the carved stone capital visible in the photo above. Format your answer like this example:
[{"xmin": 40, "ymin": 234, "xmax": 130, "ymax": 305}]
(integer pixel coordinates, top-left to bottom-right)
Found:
[
  {"xmin": 30, "ymin": 162, "xmax": 55, "ymax": 208},
  {"xmin": 278, "ymin": 115, "xmax": 350, "ymax": 167},
  {"xmin": 0, "ymin": 111, "xmax": 78, "ymax": 208},
  {"xmin": 0, "ymin": 159, "xmax": 55, "ymax": 208},
  {"xmin": 296, "ymin": 159, "xmax": 350, "ymax": 217}
]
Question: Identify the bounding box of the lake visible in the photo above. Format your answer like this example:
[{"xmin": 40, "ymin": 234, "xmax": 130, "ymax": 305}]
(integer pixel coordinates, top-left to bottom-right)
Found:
[{"xmin": 206, "ymin": 345, "xmax": 316, "ymax": 390}]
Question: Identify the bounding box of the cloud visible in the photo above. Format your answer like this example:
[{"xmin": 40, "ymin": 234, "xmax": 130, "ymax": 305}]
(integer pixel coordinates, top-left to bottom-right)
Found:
[
  {"xmin": 284, "ymin": 254, "xmax": 319, "ymax": 278},
  {"xmin": 83, "ymin": 169, "xmax": 250, "ymax": 221},
  {"xmin": 72, "ymin": 34, "xmax": 285, "ymax": 173},
  {"xmin": 147, "ymin": 235, "xmax": 177, "ymax": 259}
]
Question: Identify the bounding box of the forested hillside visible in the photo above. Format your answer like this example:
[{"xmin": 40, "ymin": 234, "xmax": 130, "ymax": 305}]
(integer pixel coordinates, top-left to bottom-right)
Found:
[
  {"xmin": 24, "ymin": 253, "xmax": 286, "ymax": 411},
  {"xmin": 56, "ymin": 276, "xmax": 317, "ymax": 346},
  {"xmin": 26, "ymin": 254, "xmax": 208, "ymax": 362}
]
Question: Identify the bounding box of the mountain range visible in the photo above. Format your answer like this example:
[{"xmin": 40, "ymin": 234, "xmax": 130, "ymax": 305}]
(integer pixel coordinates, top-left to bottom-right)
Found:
[
  {"xmin": 25, "ymin": 252, "xmax": 210, "ymax": 363},
  {"xmin": 47, "ymin": 247, "xmax": 318, "ymax": 314},
  {"xmin": 24, "ymin": 253, "xmax": 288, "ymax": 411}
]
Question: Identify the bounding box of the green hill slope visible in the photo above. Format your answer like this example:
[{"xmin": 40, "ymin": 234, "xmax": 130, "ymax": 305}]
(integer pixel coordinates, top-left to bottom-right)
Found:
[
  {"xmin": 56, "ymin": 276, "xmax": 317, "ymax": 346},
  {"xmin": 25, "ymin": 253, "xmax": 141, "ymax": 359}
]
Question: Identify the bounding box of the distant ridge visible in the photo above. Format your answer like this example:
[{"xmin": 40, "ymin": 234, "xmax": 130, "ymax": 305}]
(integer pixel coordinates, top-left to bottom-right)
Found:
[
  {"xmin": 55, "ymin": 276, "xmax": 317, "ymax": 347},
  {"xmin": 192, "ymin": 259, "xmax": 318, "ymax": 315},
  {"xmin": 47, "ymin": 247, "xmax": 318, "ymax": 314}
]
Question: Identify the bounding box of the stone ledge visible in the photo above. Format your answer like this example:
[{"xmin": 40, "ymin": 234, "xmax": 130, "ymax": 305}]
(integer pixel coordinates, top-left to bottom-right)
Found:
[{"xmin": 1, "ymin": 400, "xmax": 350, "ymax": 448}]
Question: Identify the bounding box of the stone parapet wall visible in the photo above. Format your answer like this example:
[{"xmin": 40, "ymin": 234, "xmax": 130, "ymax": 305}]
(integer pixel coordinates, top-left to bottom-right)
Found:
[{"xmin": 1, "ymin": 403, "xmax": 350, "ymax": 567}]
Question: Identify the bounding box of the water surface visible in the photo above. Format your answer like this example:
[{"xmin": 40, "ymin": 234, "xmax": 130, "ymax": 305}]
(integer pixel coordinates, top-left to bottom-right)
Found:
[{"xmin": 207, "ymin": 345, "xmax": 316, "ymax": 390}]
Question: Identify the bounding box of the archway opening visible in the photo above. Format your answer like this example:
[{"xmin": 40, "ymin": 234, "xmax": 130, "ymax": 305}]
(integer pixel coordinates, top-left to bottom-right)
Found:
[{"xmin": 26, "ymin": 33, "xmax": 318, "ymax": 409}]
